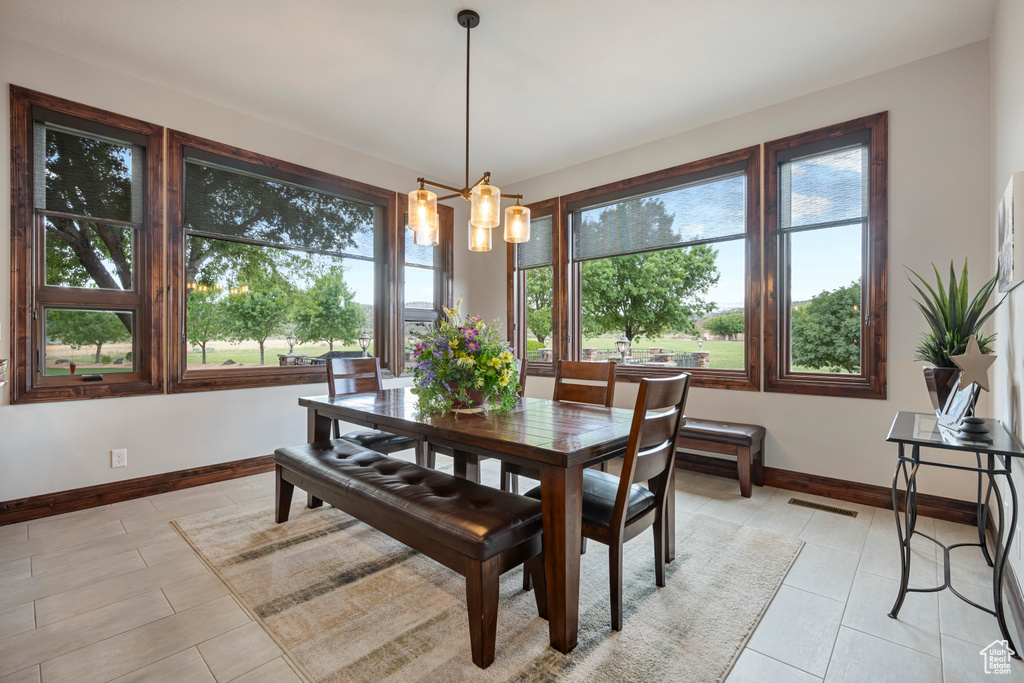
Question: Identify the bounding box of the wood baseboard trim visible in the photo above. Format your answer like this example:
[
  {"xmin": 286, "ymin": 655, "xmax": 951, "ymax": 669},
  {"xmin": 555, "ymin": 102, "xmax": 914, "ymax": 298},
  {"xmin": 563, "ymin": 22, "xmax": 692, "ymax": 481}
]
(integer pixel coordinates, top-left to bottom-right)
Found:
[
  {"xmin": 0, "ymin": 455, "xmax": 275, "ymax": 526},
  {"xmin": 675, "ymin": 452, "xmax": 977, "ymax": 525}
]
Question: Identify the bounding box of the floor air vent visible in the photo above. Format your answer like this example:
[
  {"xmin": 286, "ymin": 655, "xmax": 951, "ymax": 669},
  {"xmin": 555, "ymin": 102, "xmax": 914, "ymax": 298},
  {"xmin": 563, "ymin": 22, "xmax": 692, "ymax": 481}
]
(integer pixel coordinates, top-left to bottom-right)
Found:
[{"xmin": 787, "ymin": 498, "xmax": 858, "ymax": 518}]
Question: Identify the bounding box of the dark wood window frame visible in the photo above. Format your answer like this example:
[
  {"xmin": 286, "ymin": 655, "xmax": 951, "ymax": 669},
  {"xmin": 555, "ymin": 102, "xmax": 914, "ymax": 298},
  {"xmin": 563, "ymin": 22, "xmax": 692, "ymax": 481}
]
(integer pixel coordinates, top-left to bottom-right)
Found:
[
  {"xmin": 396, "ymin": 194, "xmax": 454, "ymax": 375},
  {"xmin": 763, "ymin": 112, "xmax": 888, "ymax": 399},
  {"xmin": 510, "ymin": 147, "xmax": 761, "ymax": 390},
  {"xmin": 167, "ymin": 130, "xmax": 429, "ymax": 393},
  {"xmin": 507, "ymin": 197, "xmax": 560, "ymax": 376},
  {"xmin": 10, "ymin": 86, "xmax": 165, "ymax": 404}
]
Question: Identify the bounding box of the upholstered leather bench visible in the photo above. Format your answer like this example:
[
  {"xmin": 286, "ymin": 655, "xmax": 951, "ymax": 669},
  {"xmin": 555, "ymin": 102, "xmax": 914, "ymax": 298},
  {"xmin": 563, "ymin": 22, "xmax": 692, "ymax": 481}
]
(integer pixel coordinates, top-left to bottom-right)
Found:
[
  {"xmin": 273, "ymin": 439, "xmax": 546, "ymax": 669},
  {"xmin": 676, "ymin": 418, "xmax": 766, "ymax": 498}
]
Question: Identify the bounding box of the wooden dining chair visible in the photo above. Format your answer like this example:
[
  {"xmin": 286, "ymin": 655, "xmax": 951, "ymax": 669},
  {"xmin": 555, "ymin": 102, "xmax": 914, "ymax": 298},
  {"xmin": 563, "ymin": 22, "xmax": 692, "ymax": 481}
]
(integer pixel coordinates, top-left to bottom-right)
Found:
[
  {"xmin": 501, "ymin": 360, "xmax": 615, "ymax": 494},
  {"xmin": 526, "ymin": 372, "xmax": 690, "ymax": 630},
  {"xmin": 327, "ymin": 357, "xmax": 428, "ymax": 464}
]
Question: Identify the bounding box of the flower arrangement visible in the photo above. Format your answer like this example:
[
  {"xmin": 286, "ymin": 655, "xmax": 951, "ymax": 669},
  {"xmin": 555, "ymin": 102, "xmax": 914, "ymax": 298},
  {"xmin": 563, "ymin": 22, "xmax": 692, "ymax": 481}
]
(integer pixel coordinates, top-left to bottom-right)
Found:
[{"xmin": 411, "ymin": 296, "xmax": 520, "ymax": 413}]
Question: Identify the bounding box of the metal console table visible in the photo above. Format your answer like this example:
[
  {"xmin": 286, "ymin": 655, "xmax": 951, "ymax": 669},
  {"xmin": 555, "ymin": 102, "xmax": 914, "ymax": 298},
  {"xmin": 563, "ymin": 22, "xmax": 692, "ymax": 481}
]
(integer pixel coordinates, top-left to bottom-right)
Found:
[{"xmin": 887, "ymin": 411, "xmax": 1024, "ymax": 655}]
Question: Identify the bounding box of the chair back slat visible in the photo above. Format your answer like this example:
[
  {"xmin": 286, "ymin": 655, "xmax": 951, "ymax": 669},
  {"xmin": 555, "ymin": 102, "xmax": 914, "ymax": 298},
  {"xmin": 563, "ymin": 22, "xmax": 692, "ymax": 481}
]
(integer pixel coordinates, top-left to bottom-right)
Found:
[
  {"xmin": 327, "ymin": 357, "xmax": 384, "ymax": 398},
  {"xmin": 609, "ymin": 373, "xmax": 690, "ymax": 532},
  {"xmin": 552, "ymin": 360, "xmax": 615, "ymax": 407}
]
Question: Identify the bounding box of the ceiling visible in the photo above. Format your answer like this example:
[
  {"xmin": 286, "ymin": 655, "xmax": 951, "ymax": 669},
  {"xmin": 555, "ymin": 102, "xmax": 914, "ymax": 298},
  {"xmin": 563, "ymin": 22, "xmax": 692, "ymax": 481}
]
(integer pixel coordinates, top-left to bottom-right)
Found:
[{"xmin": 0, "ymin": 0, "xmax": 997, "ymax": 186}]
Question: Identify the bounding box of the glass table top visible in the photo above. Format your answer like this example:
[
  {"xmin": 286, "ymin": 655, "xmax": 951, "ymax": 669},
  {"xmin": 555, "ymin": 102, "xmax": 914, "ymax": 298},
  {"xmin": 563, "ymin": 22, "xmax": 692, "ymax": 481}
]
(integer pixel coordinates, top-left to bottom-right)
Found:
[{"xmin": 887, "ymin": 411, "xmax": 1024, "ymax": 457}]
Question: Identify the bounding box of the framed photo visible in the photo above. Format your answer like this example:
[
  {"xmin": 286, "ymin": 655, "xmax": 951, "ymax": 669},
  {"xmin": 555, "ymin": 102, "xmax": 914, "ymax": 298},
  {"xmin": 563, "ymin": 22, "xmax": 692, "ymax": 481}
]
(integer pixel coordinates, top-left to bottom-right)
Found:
[
  {"xmin": 938, "ymin": 379, "xmax": 980, "ymax": 429},
  {"xmin": 997, "ymin": 172, "xmax": 1024, "ymax": 293}
]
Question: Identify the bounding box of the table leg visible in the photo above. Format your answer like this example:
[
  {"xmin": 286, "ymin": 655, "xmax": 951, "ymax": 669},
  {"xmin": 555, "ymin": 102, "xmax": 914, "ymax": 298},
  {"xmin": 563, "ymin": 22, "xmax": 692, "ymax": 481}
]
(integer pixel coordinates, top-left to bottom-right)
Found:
[
  {"xmin": 889, "ymin": 444, "xmax": 919, "ymax": 619},
  {"xmin": 307, "ymin": 408, "xmax": 332, "ymax": 443},
  {"xmin": 453, "ymin": 450, "xmax": 481, "ymax": 483},
  {"xmin": 540, "ymin": 465, "xmax": 583, "ymax": 654},
  {"xmin": 978, "ymin": 453, "xmax": 996, "ymax": 567},
  {"xmin": 991, "ymin": 459, "xmax": 1021, "ymax": 658}
]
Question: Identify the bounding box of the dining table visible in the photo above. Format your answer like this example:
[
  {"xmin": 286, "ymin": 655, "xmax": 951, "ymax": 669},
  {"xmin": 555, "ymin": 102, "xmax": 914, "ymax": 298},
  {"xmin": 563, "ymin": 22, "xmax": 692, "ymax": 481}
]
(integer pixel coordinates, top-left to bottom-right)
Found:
[{"xmin": 299, "ymin": 386, "xmax": 675, "ymax": 653}]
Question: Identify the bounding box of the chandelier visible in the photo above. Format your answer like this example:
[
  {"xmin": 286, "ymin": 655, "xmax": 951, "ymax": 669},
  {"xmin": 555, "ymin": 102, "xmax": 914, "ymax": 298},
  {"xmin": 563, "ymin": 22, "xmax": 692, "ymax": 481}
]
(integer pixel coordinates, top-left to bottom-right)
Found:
[{"xmin": 408, "ymin": 9, "xmax": 529, "ymax": 252}]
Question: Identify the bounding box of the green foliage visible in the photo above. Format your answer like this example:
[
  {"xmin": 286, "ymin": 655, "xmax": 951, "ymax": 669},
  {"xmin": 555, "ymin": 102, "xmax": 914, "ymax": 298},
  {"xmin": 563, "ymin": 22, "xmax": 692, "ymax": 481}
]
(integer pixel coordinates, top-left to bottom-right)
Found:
[
  {"xmin": 292, "ymin": 267, "xmax": 366, "ymax": 351},
  {"xmin": 907, "ymin": 260, "xmax": 1004, "ymax": 367},
  {"xmin": 791, "ymin": 281, "xmax": 862, "ymax": 373},
  {"xmin": 703, "ymin": 311, "xmax": 744, "ymax": 338},
  {"xmin": 411, "ymin": 303, "xmax": 520, "ymax": 414},
  {"xmin": 525, "ymin": 267, "xmax": 553, "ymax": 345},
  {"xmin": 581, "ymin": 247, "xmax": 719, "ymax": 342},
  {"xmin": 47, "ymin": 310, "xmax": 132, "ymax": 364},
  {"xmin": 185, "ymin": 289, "xmax": 227, "ymax": 364},
  {"xmin": 577, "ymin": 197, "xmax": 719, "ymax": 342},
  {"xmin": 222, "ymin": 272, "xmax": 294, "ymax": 365},
  {"xmin": 525, "ymin": 339, "xmax": 545, "ymax": 352}
]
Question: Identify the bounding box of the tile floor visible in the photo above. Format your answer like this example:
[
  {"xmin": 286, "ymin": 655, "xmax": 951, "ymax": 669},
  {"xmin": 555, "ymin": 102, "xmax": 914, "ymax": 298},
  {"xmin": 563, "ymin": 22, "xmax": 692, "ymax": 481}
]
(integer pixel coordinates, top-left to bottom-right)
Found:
[{"xmin": 0, "ymin": 458, "xmax": 1020, "ymax": 682}]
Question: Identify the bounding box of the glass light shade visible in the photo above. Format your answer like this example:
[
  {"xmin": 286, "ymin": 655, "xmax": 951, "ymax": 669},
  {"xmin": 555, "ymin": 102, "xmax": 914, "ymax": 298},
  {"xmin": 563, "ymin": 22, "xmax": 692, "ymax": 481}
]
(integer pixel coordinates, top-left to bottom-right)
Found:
[
  {"xmin": 408, "ymin": 189, "xmax": 438, "ymax": 233},
  {"xmin": 468, "ymin": 221, "xmax": 492, "ymax": 252},
  {"xmin": 470, "ymin": 184, "xmax": 501, "ymax": 228},
  {"xmin": 413, "ymin": 224, "xmax": 439, "ymax": 247},
  {"xmin": 615, "ymin": 335, "xmax": 630, "ymax": 354},
  {"xmin": 504, "ymin": 204, "xmax": 531, "ymax": 243}
]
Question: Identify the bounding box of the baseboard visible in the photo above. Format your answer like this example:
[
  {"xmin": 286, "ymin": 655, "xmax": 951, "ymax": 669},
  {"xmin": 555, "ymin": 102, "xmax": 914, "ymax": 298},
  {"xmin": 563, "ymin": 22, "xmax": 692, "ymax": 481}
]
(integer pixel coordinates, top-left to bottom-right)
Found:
[
  {"xmin": 675, "ymin": 452, "xmax": 977, "ymax": 525},
  {"xmin": 985, "ymin": 514, "xmax": 1024, "ymax": 647},
  {"xmin": 0, "ymin": 455, "xmax": 275, "ymax": 526}
]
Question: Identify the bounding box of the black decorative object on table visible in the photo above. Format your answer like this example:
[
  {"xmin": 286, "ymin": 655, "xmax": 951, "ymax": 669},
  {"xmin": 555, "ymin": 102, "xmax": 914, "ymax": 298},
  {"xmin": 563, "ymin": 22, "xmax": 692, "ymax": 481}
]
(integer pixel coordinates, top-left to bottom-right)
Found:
[
  {"xmin": 958, "ymin": 416, "xmax": 994, "ymax": 444},
  {"xmin": 886, "ymin": 411, "xmax": 1024, "ymax": 658}
]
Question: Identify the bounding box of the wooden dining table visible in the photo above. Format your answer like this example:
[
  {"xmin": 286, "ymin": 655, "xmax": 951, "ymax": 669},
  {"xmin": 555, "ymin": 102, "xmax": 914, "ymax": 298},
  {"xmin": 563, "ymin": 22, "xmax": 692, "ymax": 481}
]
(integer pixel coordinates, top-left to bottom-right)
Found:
[{"xmin": 299, "ymin": 386, "xmax": 675, "ymax": 653}]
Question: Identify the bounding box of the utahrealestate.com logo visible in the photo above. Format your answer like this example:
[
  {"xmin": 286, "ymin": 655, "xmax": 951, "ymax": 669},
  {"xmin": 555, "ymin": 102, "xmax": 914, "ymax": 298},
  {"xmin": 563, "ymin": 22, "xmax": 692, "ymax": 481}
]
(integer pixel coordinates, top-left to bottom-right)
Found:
[{"xmin": 980, "ymin": 640, "xmax": 1015, "ymax": 675}]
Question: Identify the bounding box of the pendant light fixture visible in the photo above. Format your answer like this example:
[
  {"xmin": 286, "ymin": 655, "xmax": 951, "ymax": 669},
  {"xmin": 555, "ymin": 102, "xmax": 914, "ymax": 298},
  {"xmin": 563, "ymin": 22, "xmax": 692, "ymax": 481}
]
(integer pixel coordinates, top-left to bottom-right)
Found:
[{"xmin": 408, "ymin": 9, "xmax": 528, "ymax": 252}]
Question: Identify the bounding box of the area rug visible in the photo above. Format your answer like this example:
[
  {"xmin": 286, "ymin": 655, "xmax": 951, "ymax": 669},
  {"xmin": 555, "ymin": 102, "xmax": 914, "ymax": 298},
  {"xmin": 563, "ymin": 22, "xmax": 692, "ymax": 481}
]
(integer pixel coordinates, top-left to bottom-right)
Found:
[{"xmin": 173, "ymin": 496, "xmax": 802, "ymax": 683}]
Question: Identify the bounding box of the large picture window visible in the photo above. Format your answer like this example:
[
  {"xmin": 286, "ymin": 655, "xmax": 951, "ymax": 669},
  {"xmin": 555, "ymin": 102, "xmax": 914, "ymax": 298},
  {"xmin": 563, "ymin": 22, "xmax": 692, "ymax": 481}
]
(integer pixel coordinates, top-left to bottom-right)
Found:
[
  {"xmin": 764, "ymin": 113, "xmax": 887, "ymax": 398},
  {"xmin": 168, "ymin": 131, "xmax": 399, "ymax": 392},
  {"xmin": 560, "ymin": 147, "xmax": 761, "ymax": 390},
  {"xmin": 10, "ymin": 86, "xmax": 164, "ymax": 403}
]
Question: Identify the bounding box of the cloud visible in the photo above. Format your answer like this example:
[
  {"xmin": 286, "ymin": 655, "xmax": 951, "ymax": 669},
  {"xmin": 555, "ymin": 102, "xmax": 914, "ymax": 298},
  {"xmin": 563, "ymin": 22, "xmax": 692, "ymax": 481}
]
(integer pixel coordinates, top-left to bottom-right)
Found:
[
  {"xmin": 791, "ymin": 194, "xmax": 832, "ymax": 221},
  {"xmin": 803, "ymin": 148, "xmax": 864, "ymax": 173}
]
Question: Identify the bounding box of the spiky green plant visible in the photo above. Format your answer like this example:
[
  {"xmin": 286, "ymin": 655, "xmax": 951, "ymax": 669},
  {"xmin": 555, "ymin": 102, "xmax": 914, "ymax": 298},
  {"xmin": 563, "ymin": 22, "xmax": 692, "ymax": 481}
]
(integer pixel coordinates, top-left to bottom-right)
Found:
[{"xmin": 906, "ymin": 260, "xmax": 1004, "ymax": 368}]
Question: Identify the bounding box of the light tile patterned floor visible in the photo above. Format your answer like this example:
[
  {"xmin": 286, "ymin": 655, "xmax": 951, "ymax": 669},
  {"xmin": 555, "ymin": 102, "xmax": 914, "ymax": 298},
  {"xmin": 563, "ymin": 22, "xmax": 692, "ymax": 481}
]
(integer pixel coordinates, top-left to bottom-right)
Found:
[{"xmin": 0, "ymin": 457, "xmax": 1020, "ymax": 682}]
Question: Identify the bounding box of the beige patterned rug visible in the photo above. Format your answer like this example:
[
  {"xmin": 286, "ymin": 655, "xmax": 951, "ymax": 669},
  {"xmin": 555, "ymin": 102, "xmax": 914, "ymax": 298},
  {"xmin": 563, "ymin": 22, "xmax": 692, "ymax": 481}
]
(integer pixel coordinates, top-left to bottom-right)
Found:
[{"xmin": 173, "ymin": 495, "xmax": 802, "ymax": 683}]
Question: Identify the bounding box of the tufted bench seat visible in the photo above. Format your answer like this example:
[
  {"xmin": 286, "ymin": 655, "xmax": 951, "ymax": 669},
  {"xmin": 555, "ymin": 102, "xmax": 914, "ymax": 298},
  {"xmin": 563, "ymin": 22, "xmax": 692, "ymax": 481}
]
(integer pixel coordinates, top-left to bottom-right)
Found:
[
  {"xmin": 676, "ymin": 418, "xmax": 766, "ymax": 498},
  {"xmin": 273, "ymin": 439, "xmax": 546, "ymax": 669}
]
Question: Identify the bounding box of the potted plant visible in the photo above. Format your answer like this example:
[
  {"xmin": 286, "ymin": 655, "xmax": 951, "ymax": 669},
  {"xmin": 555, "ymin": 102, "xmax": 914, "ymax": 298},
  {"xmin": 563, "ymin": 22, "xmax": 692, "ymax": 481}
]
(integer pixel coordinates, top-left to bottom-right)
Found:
[
  {"xmin": 411, "ymin": 297, "xmax": 521, "ymax": 413},
  {"xmin": 907, "ymin": 260, "xmax": 1004, "ymax": 411}
]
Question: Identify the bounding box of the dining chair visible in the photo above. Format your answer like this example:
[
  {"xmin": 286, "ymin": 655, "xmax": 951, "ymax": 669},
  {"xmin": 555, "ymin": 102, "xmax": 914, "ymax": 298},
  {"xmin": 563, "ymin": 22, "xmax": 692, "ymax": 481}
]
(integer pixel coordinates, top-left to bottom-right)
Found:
[
  {"xmin": 327, "ymin": 357, "xmax": 428, "ymax": 465},
  {"xmin": 526, "ymin": 372, "xmax": 690, "ymax": 630},
  {"xmin": 500, "ymin": 360, "xmax": 615, "ymax": 494}
]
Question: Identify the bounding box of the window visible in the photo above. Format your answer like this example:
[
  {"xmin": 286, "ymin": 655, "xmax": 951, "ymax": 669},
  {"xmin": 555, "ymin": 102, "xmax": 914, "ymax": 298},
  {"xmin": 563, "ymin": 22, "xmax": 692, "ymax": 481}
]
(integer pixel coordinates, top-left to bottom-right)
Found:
[
  {"xmin": 508, "ymin": 199, "xmax": 558, "ymax": 372},
  {"xmin": 400, "ymin": 197, "xmax": 453, "ymax": 372},
  {"xmin": 168, "ymin": 130, "xmax": 400, "ymax": 392},
  {"xmin": 560, "ymin": 147, "xmax": 761, "ymax": 389},
  {"xmin": 764, "ymin": 113, "xmax": 887, "ymax": 398},
  {"xmin": 10, "ymin": 86, "xmax": 164, "ymax": 403}
]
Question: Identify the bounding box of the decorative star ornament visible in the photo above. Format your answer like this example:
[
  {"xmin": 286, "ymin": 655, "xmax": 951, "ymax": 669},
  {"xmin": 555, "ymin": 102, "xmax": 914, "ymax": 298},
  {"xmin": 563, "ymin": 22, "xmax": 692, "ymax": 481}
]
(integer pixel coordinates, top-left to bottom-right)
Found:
[{"xmin": 951, "ymin": 335, "xmax": 997, "ymax": 392}]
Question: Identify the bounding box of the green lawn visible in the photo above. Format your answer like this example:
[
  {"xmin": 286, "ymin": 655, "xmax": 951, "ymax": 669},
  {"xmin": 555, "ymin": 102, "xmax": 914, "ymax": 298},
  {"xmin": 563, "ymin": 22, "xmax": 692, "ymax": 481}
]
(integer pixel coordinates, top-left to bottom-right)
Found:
[
  {"xmin": 185, "ymin": 342, "xmax": 373, "ymax": 366},
  {"xmin": 580, "ymin": 337, "xmax": 745, "ymax": 370}
]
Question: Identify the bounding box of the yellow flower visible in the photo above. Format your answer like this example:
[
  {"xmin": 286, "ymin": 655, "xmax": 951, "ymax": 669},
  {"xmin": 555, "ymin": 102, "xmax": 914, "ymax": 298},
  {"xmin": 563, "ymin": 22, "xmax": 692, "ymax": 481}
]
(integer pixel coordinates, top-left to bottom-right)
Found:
[
  {"xmin": 475, "ymin": 378, "xmax": 484, "ymax": 388},
  {"xmin": 498, "ymin": 375, "xmax": 509, "ymax": 386},
  {"xmin": 457, "ymin": 356, "xmax": 474, "ymax": 368},
  {"xmin": 449, "ymin": 339, "xmax": 459, "ymax": 349},
  {"xmin": 500, "ymin": 350, "xmax": 514, "ymax": 363}
]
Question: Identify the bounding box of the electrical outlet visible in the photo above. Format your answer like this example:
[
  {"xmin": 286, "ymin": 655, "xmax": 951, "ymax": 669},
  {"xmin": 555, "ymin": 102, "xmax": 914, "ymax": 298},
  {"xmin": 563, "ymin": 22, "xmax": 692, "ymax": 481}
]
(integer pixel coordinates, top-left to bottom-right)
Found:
[{"xmin": 111, "ymin": 448, "xmax": 127, "ymax": 468}]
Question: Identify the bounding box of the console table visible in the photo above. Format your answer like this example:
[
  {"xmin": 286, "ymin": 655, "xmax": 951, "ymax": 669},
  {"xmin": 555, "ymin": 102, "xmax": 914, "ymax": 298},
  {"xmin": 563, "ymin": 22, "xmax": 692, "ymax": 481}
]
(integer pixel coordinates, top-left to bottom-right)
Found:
[{"xmin": 886, "ymin": 411, "xmax": 1024, "ymax": 656}]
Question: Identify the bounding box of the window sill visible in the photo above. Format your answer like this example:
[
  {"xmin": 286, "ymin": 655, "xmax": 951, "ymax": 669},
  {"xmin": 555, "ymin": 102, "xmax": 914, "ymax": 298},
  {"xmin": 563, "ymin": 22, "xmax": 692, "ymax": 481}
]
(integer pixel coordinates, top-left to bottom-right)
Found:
[
  {"xmin": 12, "ymin": 379, "xmax": 162, "ymax": 404},
  {"xmin": 527, "ymin": 364, "xmax": 758, "ymax": 391},
  {"xmin": 765, "ymin": 373, "xmax": 886, "ymax": 399}
]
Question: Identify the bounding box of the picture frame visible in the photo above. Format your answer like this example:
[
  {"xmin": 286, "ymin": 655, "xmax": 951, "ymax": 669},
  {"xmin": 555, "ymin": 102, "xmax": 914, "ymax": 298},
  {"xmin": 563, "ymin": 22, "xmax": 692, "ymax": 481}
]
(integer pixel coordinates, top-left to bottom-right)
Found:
[
  {"xmin": 997, "ymin": 172, "xmax": 1024, "ymax": 293},
  {"xmin": 938, "ymin": 378, "xmax": 980, "ymax": 429}
]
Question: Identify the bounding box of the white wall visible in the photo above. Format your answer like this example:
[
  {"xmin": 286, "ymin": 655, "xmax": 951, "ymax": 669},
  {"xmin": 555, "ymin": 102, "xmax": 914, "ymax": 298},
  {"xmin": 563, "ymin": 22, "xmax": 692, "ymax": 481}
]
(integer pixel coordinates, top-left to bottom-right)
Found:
[
  {"xmin": 990, "ymin": 0, "xmax": 1024, "ymax": 580},
  {"xmin": 0, "ymin": 37, "xmax": 475, "ymax": 500},
  {"xmin": 492, "ymin": 41, "xmax": 994, "ymax": 501}
]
